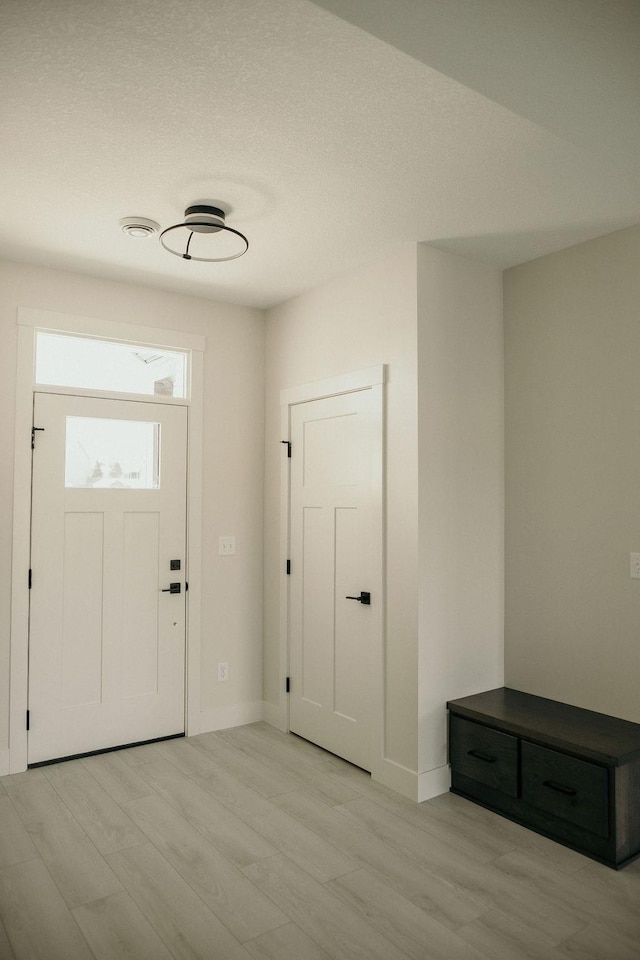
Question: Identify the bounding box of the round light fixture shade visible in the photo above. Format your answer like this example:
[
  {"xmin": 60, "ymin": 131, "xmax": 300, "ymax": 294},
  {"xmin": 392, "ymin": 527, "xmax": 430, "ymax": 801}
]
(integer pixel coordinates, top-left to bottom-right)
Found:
[
  {"xmin": 119, "ymin": 217, "xmax": 160, "ymax": 238},
  {"xmin": 160, "ymin": 204, "xmax": 248, "ymax": 261}
]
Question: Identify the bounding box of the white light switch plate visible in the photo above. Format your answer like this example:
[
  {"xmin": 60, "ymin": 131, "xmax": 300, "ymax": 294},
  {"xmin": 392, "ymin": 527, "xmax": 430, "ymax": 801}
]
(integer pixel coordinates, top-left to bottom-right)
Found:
[{"xmin": 630, "ymin": 553, "xmax": 640, "ymax": 579}]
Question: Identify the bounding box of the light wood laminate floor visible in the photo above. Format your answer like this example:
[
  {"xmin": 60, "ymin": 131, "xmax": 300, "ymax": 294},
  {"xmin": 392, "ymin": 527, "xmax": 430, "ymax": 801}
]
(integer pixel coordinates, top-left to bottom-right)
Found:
[{"xmin": 1, "ymin": 722, "xmax": 639, "ymax": 960}]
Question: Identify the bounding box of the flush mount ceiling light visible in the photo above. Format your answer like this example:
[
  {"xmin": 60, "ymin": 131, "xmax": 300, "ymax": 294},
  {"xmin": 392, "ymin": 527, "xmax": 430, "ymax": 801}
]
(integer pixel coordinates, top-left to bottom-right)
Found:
[
  {"xmin": 119, "ymin": 217, "xmax": 160, "ymax": 239},
  {"xmin": 159, "ymin": 204, "xmax": 249, "ymax": 262}
]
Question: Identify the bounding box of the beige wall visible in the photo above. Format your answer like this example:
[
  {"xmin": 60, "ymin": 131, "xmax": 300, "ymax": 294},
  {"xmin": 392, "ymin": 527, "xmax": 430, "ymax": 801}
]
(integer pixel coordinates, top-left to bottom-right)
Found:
[
  {"xmin": 264, "ymin": 244, "xmax": 420, "ymax": 773},
  {"xmin": 0, "ymin": 260, "xmax": 265, "ymax": 760},
  {"xmin": 417, "ymin": 246, "xmax": 504, "ymax": 781},
  {"xmin": 504, "ymin": 226, "xmax": 640, "ymax": 722}
]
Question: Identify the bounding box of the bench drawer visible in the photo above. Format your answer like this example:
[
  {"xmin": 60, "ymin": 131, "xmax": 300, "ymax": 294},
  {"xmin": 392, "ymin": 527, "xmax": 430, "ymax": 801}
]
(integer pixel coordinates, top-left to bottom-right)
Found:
[
  {"xmin": 521, "ymin": 741, "xmax": 609, "ymax": 838},
  {"xmin": 449, "ymin": 715, "xmax": 519, "ymax": 798}
]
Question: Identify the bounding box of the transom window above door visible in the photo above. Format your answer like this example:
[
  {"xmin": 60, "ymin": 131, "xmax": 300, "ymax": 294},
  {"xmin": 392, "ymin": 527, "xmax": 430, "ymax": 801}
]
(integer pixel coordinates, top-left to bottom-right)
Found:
[{"xmin": 35, "ymin": 331, "xmax": 189, "ymax": 399}]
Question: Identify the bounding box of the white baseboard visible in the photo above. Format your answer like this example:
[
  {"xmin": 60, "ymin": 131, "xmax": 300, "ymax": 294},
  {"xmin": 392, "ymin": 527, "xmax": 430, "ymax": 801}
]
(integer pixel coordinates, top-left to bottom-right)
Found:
[
  {"xmin": 0, "ymin": 748, "xmax": 10, "ymax": 777},
  {"xmin": 198, "ymin": 700, "xmax": 264, "ymax": 734},
  {"xmin": 371, "ymin": 756, "xmax": 419, "ymax": 800},
  {"xmin": 417, "ymin": 763, "xmax": 451, "ymax": 802},
  {"xmin": 371, "ymin": 757, "xmax": 451, "ymax": 802},
  {"xmin": 262, "ymin": 700, "xmax": 287, "ymax": 731}
]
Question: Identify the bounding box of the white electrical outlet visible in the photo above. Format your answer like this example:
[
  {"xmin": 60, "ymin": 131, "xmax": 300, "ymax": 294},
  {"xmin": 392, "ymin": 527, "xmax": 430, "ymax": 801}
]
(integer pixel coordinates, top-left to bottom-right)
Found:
[
  {"xmin": 631, "ymin": 553, "xmax": 640, "ymax": 579},
  {"xmin": 217, "ymin": 661, "xmax": 229, "ymax": 682},
  {"xmin": 219, "ymin": 536, "xmax": 236, "ymax": 556}
]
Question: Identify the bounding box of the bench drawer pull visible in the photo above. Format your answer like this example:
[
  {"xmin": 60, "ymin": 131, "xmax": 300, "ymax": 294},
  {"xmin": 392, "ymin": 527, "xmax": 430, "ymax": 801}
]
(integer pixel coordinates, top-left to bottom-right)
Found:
[
  {"xmin": 468, "ymin": 749, "xmax": 497, "ymax": 763},
  {"xmin": 543, "ymin": 779, "xmax": 577, "ymax": 797}
]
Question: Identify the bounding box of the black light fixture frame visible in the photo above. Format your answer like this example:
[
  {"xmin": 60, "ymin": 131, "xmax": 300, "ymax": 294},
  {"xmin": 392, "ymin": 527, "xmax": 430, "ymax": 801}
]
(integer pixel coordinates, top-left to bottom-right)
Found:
[{"xmin": 159, "ymin": 205, "xmax": 249, "ymax": 262}]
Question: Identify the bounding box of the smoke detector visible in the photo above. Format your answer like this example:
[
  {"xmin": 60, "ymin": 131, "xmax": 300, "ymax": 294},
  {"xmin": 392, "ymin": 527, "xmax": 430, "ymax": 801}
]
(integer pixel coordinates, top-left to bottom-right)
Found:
[{"xmin": 119, "ymin": 217, "xmax": 160, "ymax": 239}]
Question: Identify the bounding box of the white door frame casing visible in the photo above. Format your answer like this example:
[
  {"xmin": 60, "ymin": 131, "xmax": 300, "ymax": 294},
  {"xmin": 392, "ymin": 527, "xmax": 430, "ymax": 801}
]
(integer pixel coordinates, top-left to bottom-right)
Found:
[
  {"xmin": 9, "ymin": 309, "xmax": 204, "ymax": 773},
  {"xmin": 276, "ymin": 366, "xmax": 386, "ymax": 781}
]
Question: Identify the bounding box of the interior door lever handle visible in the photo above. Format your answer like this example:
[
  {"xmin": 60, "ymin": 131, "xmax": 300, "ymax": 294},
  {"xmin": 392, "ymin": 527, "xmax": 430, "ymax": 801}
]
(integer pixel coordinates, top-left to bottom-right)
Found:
[
  {"xmin": 345, "ymin": 592, "xmax": 371, "ymax": 605},
  {"xmin": 161, "ymin": 582, "xmax": 181, "ymax": 594}
]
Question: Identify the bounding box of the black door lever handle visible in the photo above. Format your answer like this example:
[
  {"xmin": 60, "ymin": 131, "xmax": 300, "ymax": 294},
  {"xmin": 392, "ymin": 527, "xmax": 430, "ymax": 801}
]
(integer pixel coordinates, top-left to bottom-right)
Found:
[
  {"xmin": 161, "ymin": 582, "xmax": 181, "ymax": 594},
  {"xmin": 345, "ymin": 592, "xmax": 371, "ymax": 605}
]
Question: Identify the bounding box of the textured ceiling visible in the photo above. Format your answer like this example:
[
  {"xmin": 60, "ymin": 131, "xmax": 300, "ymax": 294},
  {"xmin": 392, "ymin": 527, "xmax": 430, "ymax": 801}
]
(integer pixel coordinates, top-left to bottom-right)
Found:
[{"xmin": 1, "ymin": 0, "xmax": 639, "ymax": 309}]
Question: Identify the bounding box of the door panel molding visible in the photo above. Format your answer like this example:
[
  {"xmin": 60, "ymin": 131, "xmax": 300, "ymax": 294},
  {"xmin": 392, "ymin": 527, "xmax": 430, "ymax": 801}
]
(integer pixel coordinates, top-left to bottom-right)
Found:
[
  {"xmin": 278, "ymin": 366, "xmax": 385, "ymax": 775},
  {"xmin": 9, "ymin": 314, "xmax": 204, "ymax": 773}
]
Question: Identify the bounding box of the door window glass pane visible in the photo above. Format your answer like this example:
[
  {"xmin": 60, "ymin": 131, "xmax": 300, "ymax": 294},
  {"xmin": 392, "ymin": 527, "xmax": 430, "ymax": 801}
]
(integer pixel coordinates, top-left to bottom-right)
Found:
[
  {"xmin": 65, "ymin": 417, "xmax": 160, "ymax": 489},
  {"xmin": 35, "ymin": 332, "xmax": 188, "ymax": 398}
]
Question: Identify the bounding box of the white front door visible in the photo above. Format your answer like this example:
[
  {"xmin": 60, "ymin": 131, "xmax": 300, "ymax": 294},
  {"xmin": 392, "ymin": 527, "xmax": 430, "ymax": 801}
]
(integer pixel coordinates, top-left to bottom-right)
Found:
[
  {"xmin": 28, "ymin": 393, "xmax": 187, "ymax": 764},
  {"xmin": 288, "ymin": 388, "xmax": 381, "ymax": 771}
]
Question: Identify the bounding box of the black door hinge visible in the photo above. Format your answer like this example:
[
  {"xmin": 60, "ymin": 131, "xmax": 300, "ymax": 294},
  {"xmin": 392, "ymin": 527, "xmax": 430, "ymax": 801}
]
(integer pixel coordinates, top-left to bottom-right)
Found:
[
  {"xmin": 286, "ymin": 559, "xmax": 291, "ymax": 575},
  {"xmin": 26, "ymin": 710, "xmax": 30, "ymax": 731},
  {"xmin": 281, "ymin": 440, "xmax": 291, "ymax": 458},
  {"xmin": 285, "ymin": 677, "xmax": 290, "ymax": 693},
  {"xmin": 31, "ymin": 426, "xmax": 45, "ymax": 449},
  {"xmin": 28, "ymin": 569, "xmax": 32, "ymax": 589}
]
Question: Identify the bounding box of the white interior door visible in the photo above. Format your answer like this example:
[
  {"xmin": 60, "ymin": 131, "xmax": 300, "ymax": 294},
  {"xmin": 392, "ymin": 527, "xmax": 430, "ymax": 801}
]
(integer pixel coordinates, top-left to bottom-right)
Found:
[
  {"xmin": 28, "ymin": 393, "xmax": 187, "ymax": 764},
  {"xmin": 289, "ymin": 388, "xmax": 381, "ymax": 771}
]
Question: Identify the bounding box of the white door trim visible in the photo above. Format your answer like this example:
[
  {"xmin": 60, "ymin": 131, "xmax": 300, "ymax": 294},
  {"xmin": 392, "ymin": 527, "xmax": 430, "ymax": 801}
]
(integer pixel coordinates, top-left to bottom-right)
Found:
[
  {"xmin": 9, "ymin": 309, "xmax": 204, "ymax": 773},
  {"xmin": 277, "ymin": 366, "xmax": 385, "ymax": 776},
  {"xmin": 18, "ymin": 306, "xmax": 206, "ymax": 352}
]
